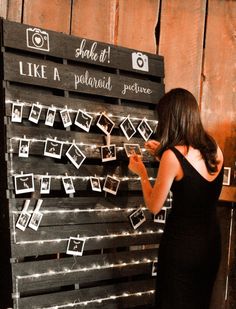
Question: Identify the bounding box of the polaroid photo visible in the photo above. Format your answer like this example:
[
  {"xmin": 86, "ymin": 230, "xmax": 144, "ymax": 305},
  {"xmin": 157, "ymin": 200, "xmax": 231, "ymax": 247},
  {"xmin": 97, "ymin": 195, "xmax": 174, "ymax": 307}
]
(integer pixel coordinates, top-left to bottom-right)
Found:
[
  {"xmin": 44, "ymin": 138, "xmax": 63, "ymax": 159},
  {"xmin": 223, "ymin": 167, "xmax": 231, "ymax": 186},
  {"xmin": 40, "ymin": 176, "xmax": 51, "ymax": 194},
  {"xmin": 14, "ymin": 173, "xmax": 35, "ymax": 194},
  {"xmin": 45, "ymin": 107, "xmax": 56, "ymax": 127},
  {"xmin": 152, "ymin": 260, "xmax": 158, "ymax": 276},
  {"xmin": 129, "ymin": 207, "xmax": 146, "ymax": 230},
  {"xmin": 101, "ymin": 144, "xmax": 116, "ymax": 162},
  {"xmin": 28, "ymin": 199, "xmax": 43, "ymax": 231},
  {"xmin": 75, "ymin": 109, "xmax": 93, "ymax": 132},
  {"xmin": 60, "ymin": 108, "xmax": 72, "ymax": 128},
  {"xmin": 62, "ymin": 176, "xmax": 75, "ymax": 194},
  {"xmin": 103, "ymin": 175, "xmax": 120, "ymax": 195},
  {"xmin": 15, "ymin": 199, "xmax": 31, "ymax": 231},
  {"xmin": 11, "ymin": 102, "xmax": 23, "ymax": 123},
  {"xmin": 124, "ymin": 143, "xmax": 142, "ymax": 157},
  {"xmin": 90, "ymin": 176, "xmax": 102, "ymax": 192},
  {"xmin": 96, "ymin": 112, "xmax": 115, "ymax": 135},
  {"xmin": 18, "ymin": 138, "xmax": 30, "ymax": 158},
  {"xmin": 66, "ymin": 144, "xmax": 86, "ymax": 169},
  {"xmin": 66, "ymin": 236, "xmax": 85, "ymax": 256},
  {"xmin": 154, "ymin": 208, "xmax": 167, "ymax": 224},
  {"xmin": 28, "ymin": 103, "xmax": 42, "ymax": 124},
  {"xmin": 120, "ymin": 116, "xmax": 136, "ymax": 140},
  {"xmin": 137, "ymin": 119, "xmax": 153, "ymax": 141}
]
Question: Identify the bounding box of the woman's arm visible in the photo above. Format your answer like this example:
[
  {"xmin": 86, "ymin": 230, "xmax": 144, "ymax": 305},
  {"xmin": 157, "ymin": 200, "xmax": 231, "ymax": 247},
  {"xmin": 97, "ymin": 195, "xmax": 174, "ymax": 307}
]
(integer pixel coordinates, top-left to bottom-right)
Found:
[{"xmin": 129, "ymin": 149, "xmax": 179, "ymax": 214}]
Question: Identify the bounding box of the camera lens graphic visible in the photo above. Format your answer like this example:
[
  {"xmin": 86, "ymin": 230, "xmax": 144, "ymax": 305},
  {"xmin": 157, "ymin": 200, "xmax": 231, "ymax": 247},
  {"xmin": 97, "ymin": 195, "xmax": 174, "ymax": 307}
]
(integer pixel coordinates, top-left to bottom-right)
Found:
[
  {"xmin": 136, "ymin": 56, "xmax": 144, "ymax": 68},
  {"xmin": 32, "ymin": 33, "xmax": 44, "ymax": 48}
]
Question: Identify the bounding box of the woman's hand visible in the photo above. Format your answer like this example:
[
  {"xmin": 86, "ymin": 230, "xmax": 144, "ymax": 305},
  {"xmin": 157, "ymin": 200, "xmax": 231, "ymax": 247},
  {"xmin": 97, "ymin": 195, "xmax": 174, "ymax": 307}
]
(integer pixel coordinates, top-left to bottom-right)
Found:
[
  {"xmin": 128, "ymin": 154, "xmax": 147, "ymax": 178},
  {"xmin": 145, "ymin": 140, "xmax": 160, "ymax": 156}
]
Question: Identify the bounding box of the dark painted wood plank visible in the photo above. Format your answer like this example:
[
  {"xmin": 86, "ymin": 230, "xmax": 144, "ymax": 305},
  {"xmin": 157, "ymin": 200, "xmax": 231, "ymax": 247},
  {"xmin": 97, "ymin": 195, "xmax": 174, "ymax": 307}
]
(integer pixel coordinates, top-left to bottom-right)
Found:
[
  {"xmin": 3, "ymin": 19, "xmax": 164, "ymax": 77},
  {"xmin": 11, "ymin": 221, "xmax": 162, "ymax": 258},
  {"xmin": 13, "ymin": 248, "xmax": 157, "ymax": 292},
  {"xmin": 17, "ymin": 279, "xmax": 156, "ymax": 308},
  {"xmin": 3, "ymin": 52, "xmax": 163, "ymax": 104}
]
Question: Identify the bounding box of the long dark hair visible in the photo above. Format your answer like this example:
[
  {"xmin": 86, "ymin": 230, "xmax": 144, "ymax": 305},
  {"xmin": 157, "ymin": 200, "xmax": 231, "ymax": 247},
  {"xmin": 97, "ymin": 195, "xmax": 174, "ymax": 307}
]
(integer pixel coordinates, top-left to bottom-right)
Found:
[{"xmin": 155, "ymin": 88, "xmax": 219, "ymax": 174}]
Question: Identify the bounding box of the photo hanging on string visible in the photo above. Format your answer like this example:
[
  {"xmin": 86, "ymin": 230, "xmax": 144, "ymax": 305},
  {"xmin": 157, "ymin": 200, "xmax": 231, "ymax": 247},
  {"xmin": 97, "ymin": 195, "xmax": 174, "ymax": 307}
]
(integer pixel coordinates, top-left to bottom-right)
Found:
[
  {"xmin": 11, "ymin": 102, "xmax": 23, "ymax": 123},
  {"xmin": 60, "ymin": 108, "xmax": 72, "ymax": 127},
  {"xmin": 18, "ymin": 138, "xmax": 30, "ymax": 158},
  {"xmin": 62, "ymin": 176, "xmax": 75, "ymax": 194},
  {"xmin": 137, "ymin": 119, "xmax": 153, "ymax": 141},
  {"xmin": 28, "ymin": 103, "xmax": 42, "ymax": 124},
  {"xmin": 15, "ymin": 200, "xmax": 31, "ymax": 231},
  {"xmin": 14, "ymin": 173, "xmax": 35, "ymax": 194},
  {"xmin": 66, "ymin": 236, "xmax": 85, "ymax": 256},
  {"xmin": 66, "ymin": 144, "xmax": 86, "ymax": 169},
  {"xmin": 120, "ymin": 116, "xmax": 136, "ymax": 140},
  {"xmin": 44, "ymin": 138, "xmax": 63, "ymax": 159},
  {"xmin": 154, "ymin": 208, "xmax": 167, "ymax": 224},
  {"xmin": 129, "ymin": 207, "xmax": 146, "ymax": 229},
  {"xmin": 90, "ymin": 176, "xmax": 102, "ymax": 192},
  {"xmin": 74, "ymin": 109, "xmax": 93, "ymax": 132},
  {"xmin": 103, "ymin": 175, "xmax": 120, "ymax": 195},
  {"xmin": 96, "ymin": 113, "xmax": 115, "ymax": 135},
  {"xmin": 45, "ymin": 107, "xmax": 56, "ymax": 127},
  {"xmin": 101, "ymin": 144, "xmax": 116, "ymax": 162},
  {"xmin": 40, "ymin": 176, "xmax": 51, "ymax": 194}
]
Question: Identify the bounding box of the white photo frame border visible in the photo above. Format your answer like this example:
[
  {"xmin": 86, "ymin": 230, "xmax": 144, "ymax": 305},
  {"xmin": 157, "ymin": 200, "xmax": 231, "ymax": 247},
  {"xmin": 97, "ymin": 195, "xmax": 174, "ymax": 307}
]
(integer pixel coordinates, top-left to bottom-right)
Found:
[
  {"xmin": 103, "ymin": 175, "xmax": 120, "ymax": 195},
  {"xmin": 60, "ymin": 108, "xmax": 72, "ymax": 128},
  {"xmin": 101, "ymin": 144, "xmax": 117, "ymax": 162},
  {"xmin": 223, "ymin": 167, "xmax": 231, "ymax": 186},
  {"xmin": 18, "ymin": 138, "xmax": 30, "ymax": 158},
  {"xmin": 62, "ymin": 176, "xmax": 75, "ymax": 194},
  {"xmin": 45, "ymin": 107, "xmax": 57, "ymax": 127},
  {"xmin": 137, "ymin": 119, "xmax": 153, "ymax": 141},
  {"xmin": 129, "ymin": 207, "xmax": 146, "ymax": 230},
  {"xmin": 124, "ymin": 143, "xmax": 142, "ymax": 158},
  {"xmin": 66, "ymin": 236, "xmax": 85, "ymax": 256},
  {"xmin": 74, "ymin": 109, "xmax": 93, "ymax": 132},
  {"xmin": 28, "ymin": 103, "xmax": 42, "ymax": 124},
  {"xmin": 120, "ymin": 116, "xmax": 136, "ymax": 141},
  {"xmin": 11, "ymin": 102, "xmax": 23, "ymax": 123},
  {"xmin": 44, "ymin": 138, "xmax": 63, "ymax": 159},
  {"xmin": 154, "ymin": 207, "xmax": 167, "ymax": 224},
  {"xmin": 66, "ymin": 144, "xmax": 86, "ymax": 169},
  {"xmin": 96, "ymin": 113, "xmax": 115, "ymax": 135},
  {"xmin": 90, "ymin": 176, "xmax": 102, "ymax": 192},
  {"xmin": 40, "ymin": 176, "xmax": 51, "ymax": 194},
  {"xmin": 14, "ymin": 173, "xmax": 35, "ymax": 195}
]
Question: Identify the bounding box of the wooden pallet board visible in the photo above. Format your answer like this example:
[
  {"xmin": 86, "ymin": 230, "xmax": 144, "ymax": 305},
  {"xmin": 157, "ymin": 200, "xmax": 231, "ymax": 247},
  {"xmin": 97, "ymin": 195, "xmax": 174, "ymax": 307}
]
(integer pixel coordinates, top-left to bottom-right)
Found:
[{"xmin": 0, "ymin": 18, "xmax": 165, "ymax": 308}]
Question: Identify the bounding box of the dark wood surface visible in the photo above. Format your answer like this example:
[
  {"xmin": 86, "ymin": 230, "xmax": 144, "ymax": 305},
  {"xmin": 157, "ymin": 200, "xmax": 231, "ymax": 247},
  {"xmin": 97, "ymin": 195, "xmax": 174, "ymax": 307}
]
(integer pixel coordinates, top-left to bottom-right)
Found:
[{"xmin": 0, "ymin": 19, "xmax": 164, "ymax": 309}]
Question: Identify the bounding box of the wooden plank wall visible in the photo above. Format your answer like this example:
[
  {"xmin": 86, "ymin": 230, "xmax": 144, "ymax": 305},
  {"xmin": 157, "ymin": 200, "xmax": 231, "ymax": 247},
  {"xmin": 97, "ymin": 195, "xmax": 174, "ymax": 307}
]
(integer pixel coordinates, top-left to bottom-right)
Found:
[{"xmin": 0, "ymin": 0, "xmax": 235, "ymax": 308}]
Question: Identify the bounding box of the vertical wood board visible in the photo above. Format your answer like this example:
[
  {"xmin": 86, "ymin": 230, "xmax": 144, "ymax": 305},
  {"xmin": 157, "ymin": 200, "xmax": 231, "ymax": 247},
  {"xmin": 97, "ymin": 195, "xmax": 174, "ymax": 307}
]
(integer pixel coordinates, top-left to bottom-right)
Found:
[
  {"xmin": 71, "ymin": 0, "xmax": 117, "ymax": 43},
  {"xmin": 201, "ymin": 0, "xmax": 236, "ymax": 171},
  {"xmin": 159, "ymin": 0, "xmax": 206, "ymax": 101},
  {"xmin": 116, "ymin": 0, "xmax": 160, "ymax": 53},
  {"xmin": 23, "ymin": 0, "xmax": 71, "ymax": 34}
]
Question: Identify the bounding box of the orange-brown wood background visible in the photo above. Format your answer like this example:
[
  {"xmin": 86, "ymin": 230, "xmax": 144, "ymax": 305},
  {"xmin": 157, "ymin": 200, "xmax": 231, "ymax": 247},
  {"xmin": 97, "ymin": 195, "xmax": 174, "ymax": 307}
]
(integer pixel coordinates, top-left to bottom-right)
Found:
[
  {"xmin": 0, "ymin": 1, "xmax": 235, "ymax": 308},
  {"xmin": 0, "ymin": 0, "xmax": 235, "ymax": 201}
]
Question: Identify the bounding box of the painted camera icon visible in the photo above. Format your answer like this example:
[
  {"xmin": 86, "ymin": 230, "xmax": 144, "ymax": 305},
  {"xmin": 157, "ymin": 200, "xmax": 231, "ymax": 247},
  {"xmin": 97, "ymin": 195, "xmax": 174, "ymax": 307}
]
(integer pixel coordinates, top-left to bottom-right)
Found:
[
  {"xmin": 131, "ymin": 52, "xmax": 149, "ymax": 72},
  {"xmin": 26, "ymin": 27, "xmax": 50, "ymax": 51}
]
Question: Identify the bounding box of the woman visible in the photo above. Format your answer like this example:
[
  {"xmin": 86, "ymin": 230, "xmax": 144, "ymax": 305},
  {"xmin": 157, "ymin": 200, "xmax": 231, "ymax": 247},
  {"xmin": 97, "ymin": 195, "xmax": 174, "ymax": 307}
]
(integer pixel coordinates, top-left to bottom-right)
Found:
[{"xmin": 128, "ymin": 88, "xmax": 224, "ymax": 309}]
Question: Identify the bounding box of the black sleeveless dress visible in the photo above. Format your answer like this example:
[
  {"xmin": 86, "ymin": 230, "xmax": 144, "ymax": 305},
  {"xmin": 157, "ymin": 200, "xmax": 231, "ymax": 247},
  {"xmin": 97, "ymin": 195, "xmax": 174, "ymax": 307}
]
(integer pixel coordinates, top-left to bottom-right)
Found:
[{"xmin": 155, "ymin": 147, "xmax": 223, "ymax": 309}]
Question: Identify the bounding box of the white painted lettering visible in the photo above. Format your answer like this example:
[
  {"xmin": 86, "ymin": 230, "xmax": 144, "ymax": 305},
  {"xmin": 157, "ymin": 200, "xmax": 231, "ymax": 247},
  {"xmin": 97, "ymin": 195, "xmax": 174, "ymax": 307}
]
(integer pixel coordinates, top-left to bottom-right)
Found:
[
  {"xmin": 75, "ymin": 39, "xmax": 111, "ymax": 64},
  {"xmin": 121, "ymin": 82, "xmax": 152, "ymax": 95},
  {"xmin": 74, "ymin": 70, "xmax": 112, "ymax": 91},
  {"xmin": 53, "ymin": 67, "xmax": 61, "ymax": 81}
]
